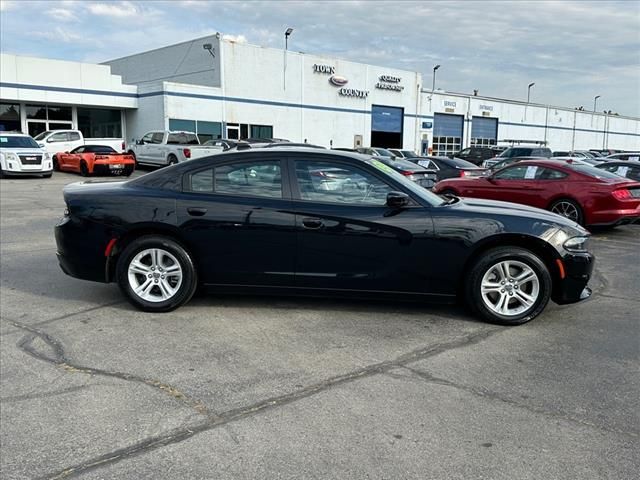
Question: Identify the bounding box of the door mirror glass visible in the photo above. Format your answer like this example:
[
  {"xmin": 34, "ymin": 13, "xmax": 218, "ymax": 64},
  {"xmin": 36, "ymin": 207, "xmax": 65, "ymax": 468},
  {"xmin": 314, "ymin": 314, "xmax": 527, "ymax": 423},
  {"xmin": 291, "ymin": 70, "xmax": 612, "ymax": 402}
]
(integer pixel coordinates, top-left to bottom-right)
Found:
[{"xmin": 386, "ymin": 191, "xmax": 410, "ymax": 208}]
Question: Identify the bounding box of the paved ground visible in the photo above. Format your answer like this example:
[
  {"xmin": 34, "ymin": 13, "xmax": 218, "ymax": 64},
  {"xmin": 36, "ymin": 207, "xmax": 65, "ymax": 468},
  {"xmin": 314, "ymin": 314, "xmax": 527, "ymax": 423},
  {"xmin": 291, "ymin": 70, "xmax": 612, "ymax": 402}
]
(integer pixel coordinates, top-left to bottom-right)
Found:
[{"xmin": 1, "ymin": 170, "xmax": 638, "ymax": 480}]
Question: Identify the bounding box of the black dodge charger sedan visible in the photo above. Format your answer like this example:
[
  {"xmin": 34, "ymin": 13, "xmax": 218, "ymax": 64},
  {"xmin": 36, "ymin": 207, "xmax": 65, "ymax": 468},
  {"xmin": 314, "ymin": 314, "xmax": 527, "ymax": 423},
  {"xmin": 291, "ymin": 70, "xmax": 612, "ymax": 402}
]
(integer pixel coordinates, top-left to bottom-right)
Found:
[{"xmin": 55, "ymin": 148, "xmax": 594, "ymax": 325}]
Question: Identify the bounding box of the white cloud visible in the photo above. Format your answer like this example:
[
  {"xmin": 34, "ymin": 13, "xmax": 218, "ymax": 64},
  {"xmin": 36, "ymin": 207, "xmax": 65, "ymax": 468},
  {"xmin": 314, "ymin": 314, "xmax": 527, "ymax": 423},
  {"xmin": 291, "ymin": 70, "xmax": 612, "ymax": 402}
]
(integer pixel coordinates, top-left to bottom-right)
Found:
[
  {"xmin": 87, "ymin": 1, "xmax": 138, "ymax": 18},
  {"xmin": 33, "ymin": 27, "xmax": 84, "ymax": 43},
  {"xmin": 222, "ymin": 34, "xmax": 247, "ymax": 43},
  {"xmin": 46, "ymin": 8, "xmax": 78, "ymax": 21}
]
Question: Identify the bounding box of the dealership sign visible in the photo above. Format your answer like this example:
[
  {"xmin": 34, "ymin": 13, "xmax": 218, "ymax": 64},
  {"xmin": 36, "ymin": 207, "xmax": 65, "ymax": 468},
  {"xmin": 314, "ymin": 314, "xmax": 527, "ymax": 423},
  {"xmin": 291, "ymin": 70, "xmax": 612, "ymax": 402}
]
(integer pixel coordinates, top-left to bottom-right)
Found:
[
  {"xmin": 375, "ymin": 74, "xmax": 404, "ymax": 92},
  {"xmin": 338, "ymin": 88, "xmax": 369, "ymax": 98},
  {"xmin": 313, "ymin": 64, "xmax": 335, "ymax": 74},
  {"xmin": 329, "ymin": 75, "xmax": 348, "ymax": 86}
]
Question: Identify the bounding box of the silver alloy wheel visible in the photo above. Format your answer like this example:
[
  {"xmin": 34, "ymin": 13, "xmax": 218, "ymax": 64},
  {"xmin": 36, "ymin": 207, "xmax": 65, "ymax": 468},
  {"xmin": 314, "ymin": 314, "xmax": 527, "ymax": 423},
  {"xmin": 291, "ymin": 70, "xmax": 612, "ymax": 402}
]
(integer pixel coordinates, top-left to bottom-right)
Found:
[
  {"xmin": 127, "ymin": 248, "xmax": 183, "ymax": 303},
  {"xmin": 551, "ymin": 201, "xmax": 580, "ymax": 222},
  {"xmin": 480, "ymin": 260, "xmax": 540, "ymax": 317}
]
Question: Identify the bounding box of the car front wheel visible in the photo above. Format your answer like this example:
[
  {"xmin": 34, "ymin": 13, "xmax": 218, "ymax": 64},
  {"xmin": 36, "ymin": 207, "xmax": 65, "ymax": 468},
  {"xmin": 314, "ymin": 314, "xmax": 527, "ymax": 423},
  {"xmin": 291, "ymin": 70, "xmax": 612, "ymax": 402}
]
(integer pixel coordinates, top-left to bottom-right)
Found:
[
  {"xmin": 116, "ymin": 235, "xmax": 198, "ymax": 312},
  {"xmin": 466, "ymin": 247, "xmax": 552, "ymax": 325}
]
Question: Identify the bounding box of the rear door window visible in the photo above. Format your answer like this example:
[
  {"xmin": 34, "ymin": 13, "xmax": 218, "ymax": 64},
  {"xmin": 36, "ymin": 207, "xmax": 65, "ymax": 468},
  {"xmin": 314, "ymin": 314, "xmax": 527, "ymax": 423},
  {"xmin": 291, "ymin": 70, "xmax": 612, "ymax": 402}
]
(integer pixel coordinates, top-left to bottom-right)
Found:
[{"xmin": 151, "ymin": 132, "xmax": 165, "ymax": 144}]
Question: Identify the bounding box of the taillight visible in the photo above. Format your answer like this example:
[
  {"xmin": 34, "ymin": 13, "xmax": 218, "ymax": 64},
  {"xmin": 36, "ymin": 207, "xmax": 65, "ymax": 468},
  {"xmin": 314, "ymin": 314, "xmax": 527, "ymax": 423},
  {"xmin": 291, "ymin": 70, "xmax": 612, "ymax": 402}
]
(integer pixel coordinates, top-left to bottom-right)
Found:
[
  {"xmin": 459, "ymin": 170, "xmax": 467, "ymax": 177},
  {"xmin": 401, "ymin": 171, "xmax": 415, "ymax": 176},
  {"xmin": 612, "ymin": 188, "xmax": 631, "ymax": 200},
  {"xmin": 184, "ymin": 148, "xmax": 191, "ymax": 159}
]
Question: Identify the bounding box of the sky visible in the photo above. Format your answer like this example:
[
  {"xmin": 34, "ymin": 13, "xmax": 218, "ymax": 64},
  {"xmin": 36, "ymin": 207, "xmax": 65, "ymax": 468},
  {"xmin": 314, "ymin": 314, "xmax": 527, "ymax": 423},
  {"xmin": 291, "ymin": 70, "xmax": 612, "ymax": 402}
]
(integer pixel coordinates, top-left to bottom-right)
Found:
[{"xmin": 1, "ymin": 0, "xmax": 639, "ymax": 116}]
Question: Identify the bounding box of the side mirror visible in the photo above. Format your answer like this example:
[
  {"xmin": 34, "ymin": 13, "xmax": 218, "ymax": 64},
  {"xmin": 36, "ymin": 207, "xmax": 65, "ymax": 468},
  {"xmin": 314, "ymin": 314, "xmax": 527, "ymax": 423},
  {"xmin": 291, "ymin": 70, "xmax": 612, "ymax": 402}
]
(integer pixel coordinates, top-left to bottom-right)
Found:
[
  {"xmin": 486, "ymin": 175, "xmax": 497, "ymax": 183},
  {"xmin": 137, "ymin": 139, "xmax": 144, "ymax": 145},
  {"xmin": 386, "ymin": 191, "xmax": 410, "ymax": 208}
]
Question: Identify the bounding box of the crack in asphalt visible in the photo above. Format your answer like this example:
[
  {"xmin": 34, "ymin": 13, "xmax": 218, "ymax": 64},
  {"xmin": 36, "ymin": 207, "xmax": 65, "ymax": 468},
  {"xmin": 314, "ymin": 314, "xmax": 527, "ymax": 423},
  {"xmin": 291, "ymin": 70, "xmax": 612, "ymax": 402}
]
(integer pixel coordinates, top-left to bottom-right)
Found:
[
  {"xmin": 0, "ymin": 300, "xmax": 125, "ymax": 336},
  {"xmin": 27, "ymin": 325, "xmax": 502, "ymax": 479},
  {"xmin": 0, "ymin": 384, "xmax": 93, "ymax": 403},
  {"xmin": 10, "ymin": 321, "xmax": 210, "ymax": 418},
  {"xmin": 393, "ymin": 366, "xmax": 639, "ymax": 439}
]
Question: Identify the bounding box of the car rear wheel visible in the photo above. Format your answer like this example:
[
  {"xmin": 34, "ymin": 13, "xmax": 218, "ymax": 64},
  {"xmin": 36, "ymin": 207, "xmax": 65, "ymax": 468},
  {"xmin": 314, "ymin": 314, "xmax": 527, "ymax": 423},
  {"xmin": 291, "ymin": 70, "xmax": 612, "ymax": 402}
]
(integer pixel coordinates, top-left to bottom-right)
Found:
[
  {"xmin": 167, "ymin": 154, "xmax": 178, "ymax": 166},
  {"xmin": 549, "ymin": 198, "xmax": 583, "ymax": 225},
  {"xmin": 53, "ymin": 156, "xmax": 60, "ymax": 171},
  {"xmin": 466, "ymin": 247, "xmax": 552, "ymax": 325},
  {"xmin": 116, "ymin": 235, "xmax": 198, "ymax": 312},
  {"xmin": 80, "ymin": 161, "xmax": 89, "ymax": 177}
]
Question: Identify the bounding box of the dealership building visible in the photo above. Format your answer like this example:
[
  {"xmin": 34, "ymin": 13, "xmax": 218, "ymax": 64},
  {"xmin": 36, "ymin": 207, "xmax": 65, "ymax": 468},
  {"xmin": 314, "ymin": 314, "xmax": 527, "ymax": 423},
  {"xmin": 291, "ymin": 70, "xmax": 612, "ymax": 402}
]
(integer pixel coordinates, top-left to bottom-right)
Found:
[{"xmin": 1, "ymin": 34, "xmax": 639, "ymax": 154}]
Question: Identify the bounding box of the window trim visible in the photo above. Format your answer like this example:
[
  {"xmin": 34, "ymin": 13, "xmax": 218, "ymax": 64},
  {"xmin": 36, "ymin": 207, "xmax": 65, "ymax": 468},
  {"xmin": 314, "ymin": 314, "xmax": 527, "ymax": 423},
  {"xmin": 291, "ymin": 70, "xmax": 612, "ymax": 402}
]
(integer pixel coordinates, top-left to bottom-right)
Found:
[
  {"xmin": 182, "ymin": 158, "xmax": 290, "ymax": 200},
  {"xmin": 287, "ymin": 155, "xmax": 422, "ymax": 208}
]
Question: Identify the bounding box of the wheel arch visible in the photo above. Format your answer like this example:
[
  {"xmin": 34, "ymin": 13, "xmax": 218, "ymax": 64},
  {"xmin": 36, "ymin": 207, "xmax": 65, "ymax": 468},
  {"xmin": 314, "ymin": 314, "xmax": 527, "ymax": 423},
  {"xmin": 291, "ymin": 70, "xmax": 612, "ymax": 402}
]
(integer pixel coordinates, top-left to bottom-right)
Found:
[
  {"xmin": 106, "ymin": 224, "xmax": 194, "ymax": 282},
  {"xmin": 460, "ymin": 233, "xmax": 563, "ymax": 295}
]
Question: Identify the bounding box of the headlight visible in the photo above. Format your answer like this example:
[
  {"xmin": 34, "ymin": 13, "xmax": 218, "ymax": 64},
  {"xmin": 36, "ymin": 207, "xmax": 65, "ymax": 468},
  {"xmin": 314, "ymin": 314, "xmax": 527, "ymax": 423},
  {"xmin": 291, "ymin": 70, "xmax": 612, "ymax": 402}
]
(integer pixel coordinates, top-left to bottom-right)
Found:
[
  {"xmin": 4, "ymin": 152, "xmax": 19, "ymax": 161},
  {"xmin": 564, "ymin": 236, "xmax": 590, "ymax": 252},
  {"xmin": 43, "ymin": 152, "xmax": 51, "ymax": 160}
]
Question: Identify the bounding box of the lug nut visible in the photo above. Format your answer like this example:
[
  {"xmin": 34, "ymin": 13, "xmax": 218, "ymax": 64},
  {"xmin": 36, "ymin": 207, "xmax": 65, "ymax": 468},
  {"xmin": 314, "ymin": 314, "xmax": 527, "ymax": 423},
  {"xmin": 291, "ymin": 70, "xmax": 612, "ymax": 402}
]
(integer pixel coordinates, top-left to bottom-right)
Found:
[
  {"xmin": 148, "ymin": 274, "xmax": 152, "ymax": 278},
  {"xmin": 161, "ymin": 275, "xmax": 165, "ymax": 279},
  {"xmin": 154, "ymin": 279, "xmax": 158, "ymax": 283},
  {"xmin": 514, "ymin": 285, "xmax": 519, "ymax": 289},
  {"xmin": 501, "ymin": 289, "xmax": 505, "ymax": 293},
  {"xmin": 501, "ymin": 281, "xmax": 505, "ymax": 285},
  {"xmin": 151, "ymin": 267, "xmax": 155, "ymax": 271}
]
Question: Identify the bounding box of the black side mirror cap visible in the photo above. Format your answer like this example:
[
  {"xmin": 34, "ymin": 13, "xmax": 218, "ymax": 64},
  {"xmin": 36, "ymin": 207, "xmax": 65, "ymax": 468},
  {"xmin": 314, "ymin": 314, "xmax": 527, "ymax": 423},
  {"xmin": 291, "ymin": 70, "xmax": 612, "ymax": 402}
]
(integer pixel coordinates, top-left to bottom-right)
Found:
[{"xmin": 386, "ymin": 191, "xmax": 410, "ymax": 208}]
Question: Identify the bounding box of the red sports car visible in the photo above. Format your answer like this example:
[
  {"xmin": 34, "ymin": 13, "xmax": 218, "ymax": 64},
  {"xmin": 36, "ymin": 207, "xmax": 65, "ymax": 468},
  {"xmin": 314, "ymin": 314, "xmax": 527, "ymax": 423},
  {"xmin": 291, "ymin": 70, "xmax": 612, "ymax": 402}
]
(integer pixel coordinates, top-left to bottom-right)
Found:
[
  {"xmin": 54, "ymin": 145, "xmax": 135, "ymax": 176},
  {"xmin": 433, "ymin": 159, "xmax": 640, "ymax": 227}
]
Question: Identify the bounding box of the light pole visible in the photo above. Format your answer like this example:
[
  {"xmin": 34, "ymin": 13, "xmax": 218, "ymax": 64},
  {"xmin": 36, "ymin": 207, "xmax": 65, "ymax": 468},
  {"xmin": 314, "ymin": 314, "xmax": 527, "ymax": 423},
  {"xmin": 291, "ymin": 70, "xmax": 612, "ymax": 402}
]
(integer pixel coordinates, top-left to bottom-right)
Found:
[
  {"xmin": 593, "ymin": 95, "xmax": 601, "ymax": 113},
  {"xmin": 432, "ymin": 64, "xmax": 441, "ymax": 93},
  {"xmin": 283, "ymin": 27, "xmax": 293, "ymax": 90},
  {"xmin": 527, "ymin": 82, "xmax": 535, "ymax": 103}
]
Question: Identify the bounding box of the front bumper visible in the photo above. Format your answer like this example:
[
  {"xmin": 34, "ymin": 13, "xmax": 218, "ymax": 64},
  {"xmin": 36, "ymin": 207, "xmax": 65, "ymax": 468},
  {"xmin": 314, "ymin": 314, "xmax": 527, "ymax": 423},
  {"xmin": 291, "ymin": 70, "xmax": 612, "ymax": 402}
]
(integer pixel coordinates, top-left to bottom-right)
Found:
[
  {"xmin": 1, "ymin": 169, "xmax": 52, "ymax": 177},
  {"xmin": 552, "ymin": 251, "xmax": 595, "ymax": 305}
]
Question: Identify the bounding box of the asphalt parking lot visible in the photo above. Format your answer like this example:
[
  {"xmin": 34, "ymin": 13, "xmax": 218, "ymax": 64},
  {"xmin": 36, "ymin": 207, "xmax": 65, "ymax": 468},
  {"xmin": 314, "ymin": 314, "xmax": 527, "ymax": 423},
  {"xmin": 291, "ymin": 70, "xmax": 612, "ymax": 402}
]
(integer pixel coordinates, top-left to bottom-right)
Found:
[{"xmin": 1, "ymin": 170, "xmax": 638, "ymax": 480}]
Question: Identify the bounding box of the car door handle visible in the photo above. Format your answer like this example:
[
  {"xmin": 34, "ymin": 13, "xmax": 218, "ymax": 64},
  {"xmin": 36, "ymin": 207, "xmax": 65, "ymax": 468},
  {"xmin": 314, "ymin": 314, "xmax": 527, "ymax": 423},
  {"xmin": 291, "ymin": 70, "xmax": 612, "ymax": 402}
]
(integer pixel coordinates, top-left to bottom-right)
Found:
[
  {"xmin": 302, "ymin": 217, "xmax": 324, "ymax": 230},
  {"xmin": 187, "ymin": 207, "xmax": 208, "ymax": 216}
]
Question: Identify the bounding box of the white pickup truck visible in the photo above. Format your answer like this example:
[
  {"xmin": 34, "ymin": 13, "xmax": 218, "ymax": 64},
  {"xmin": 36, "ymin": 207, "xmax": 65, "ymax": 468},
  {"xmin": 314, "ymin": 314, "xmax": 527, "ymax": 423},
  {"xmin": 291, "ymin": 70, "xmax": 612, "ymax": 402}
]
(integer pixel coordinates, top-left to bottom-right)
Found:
[
  {"xmin": 127, "ymin": 130, "xmax": 223, "ymax": 166},
  {"xmin": 35, "ymin": 130, "xmax": 124, "ymax": 158}
]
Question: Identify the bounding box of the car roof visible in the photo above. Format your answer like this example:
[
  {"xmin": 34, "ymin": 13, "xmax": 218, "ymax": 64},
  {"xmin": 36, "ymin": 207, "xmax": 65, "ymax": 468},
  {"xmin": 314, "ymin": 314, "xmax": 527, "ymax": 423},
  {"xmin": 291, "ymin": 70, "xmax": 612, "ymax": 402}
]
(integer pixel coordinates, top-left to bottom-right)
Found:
[{"xmin": 599, "ymin": 160, "xmax": 640, "ymax": 166}]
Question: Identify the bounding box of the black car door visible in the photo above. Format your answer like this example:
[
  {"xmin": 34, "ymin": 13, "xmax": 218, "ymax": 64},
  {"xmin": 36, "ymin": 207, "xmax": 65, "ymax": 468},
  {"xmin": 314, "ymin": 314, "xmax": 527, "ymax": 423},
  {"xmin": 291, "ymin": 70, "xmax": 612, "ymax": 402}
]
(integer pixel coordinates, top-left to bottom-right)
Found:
[
  {"xmin": 176, "ymin": 155, "xmax": 296, "ymax": 286},
  {"xmin": 289, "ymin": 155, "xmax": 436, "ymax": 294}
]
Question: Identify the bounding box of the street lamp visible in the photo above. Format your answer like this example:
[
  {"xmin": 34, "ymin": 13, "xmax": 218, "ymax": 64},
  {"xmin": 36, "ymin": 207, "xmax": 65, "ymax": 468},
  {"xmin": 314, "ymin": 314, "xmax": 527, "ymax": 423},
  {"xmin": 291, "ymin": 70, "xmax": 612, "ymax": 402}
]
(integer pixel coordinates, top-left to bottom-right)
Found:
[
  {"xmin": 432, "ymin": 64, "xmax": 441, "ymax": 93},
  {"xmin": 283, "ymin": 27, "xmax": 294, "ymax": 90},
  {"xmin": 593, "ymin": 95, "xmax": 601, "ymax": 113},
  {"xmin": 527, "ymin": 82, "xmax": 535, "ymax": 103}
]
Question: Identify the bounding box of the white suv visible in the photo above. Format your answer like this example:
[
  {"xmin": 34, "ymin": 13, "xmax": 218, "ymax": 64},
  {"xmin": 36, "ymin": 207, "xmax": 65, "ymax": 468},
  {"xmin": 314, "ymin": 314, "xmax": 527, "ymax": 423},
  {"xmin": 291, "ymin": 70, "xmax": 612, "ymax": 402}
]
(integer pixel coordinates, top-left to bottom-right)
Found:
[{"xmin": 0, "ymin": 132, "xmax": 53, "ymax": 178}]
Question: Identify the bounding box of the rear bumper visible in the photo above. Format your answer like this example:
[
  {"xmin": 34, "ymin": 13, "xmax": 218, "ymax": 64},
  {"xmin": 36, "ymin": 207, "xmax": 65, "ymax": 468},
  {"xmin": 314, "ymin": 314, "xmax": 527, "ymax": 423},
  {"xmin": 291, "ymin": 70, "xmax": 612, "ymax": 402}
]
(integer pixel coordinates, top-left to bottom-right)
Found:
[
  {"xmin": 588, "ymin": 206, "xmax": 640, "ymax": 226},
  {"xmin": 92, "ymin": 163, "xmax": 135, "ymax": 176},
  {"xmin": 552, "ymin": 252, "xmax": 595, "ymax": 305},
  {"xmin": 54, "ymin": 216, "xmax": 109, "ymax": 283}
]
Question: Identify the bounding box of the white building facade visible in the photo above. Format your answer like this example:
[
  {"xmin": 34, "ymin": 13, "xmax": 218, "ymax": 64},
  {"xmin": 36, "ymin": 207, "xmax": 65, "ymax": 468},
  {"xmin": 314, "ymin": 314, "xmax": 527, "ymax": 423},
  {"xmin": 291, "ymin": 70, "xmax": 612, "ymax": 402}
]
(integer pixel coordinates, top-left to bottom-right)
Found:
[{"xmin": 2, "ymin": 35, "xmax": 639, "ymax": 154}]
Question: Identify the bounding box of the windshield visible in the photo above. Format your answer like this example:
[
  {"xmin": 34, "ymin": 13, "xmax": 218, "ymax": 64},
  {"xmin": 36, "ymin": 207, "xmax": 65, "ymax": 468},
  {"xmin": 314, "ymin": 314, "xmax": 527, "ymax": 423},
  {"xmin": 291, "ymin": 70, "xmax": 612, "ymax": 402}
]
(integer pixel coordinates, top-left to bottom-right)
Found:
[
  {"xmin": 401, "ymin": 150, "xmax": 418, "ymax": 158},
  {"xmin": 373, "ymin": 148, "xmax": 394, "ymax": 157},
  {"xmin": 367, "ymin": 158, "xmax": 445, "ymax": 206},
  {"xmin": 445, "ymin": 157, "xmax": 479, "ymax": 168},
  {"xmin": 0, "ymin": 135, "xmax": 41, "ymax": 148},
  {"xmin": 33, "ymin": 131, "xmax": 52, "ymax": 141},
  {"xmin": 568, "ymin": 163, "xmax": 629, "ymax": 181}
]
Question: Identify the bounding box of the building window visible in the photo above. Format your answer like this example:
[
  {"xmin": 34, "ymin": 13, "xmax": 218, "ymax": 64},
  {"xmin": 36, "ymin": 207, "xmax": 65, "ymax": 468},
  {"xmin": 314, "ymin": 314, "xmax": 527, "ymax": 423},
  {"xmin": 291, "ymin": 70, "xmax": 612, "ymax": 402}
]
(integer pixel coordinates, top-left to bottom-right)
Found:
[
  {"xmin": 169, "ymin": 119, "xmax": 222, "ymax": 143},
  {"xmin": 77, "ymin": 108, "xmax": 122, "ymax": 138},
  {"xmin": 250, "ymin": 124, "xmax": 273, "ymax": 139},
  {"xmin": 0, "ymin": 103, "xmax": 20, "ymax": 132}
]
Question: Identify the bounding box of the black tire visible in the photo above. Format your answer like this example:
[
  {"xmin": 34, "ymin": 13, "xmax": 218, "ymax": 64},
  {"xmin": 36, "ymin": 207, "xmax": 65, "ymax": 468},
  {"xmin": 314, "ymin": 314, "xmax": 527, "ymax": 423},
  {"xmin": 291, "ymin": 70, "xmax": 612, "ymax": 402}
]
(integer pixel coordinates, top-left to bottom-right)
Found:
[
  {"xmin": 116, "ymin": 235, "xmax": 198, "ymax": 312},
  {"xmin": 53, "ymin": 156, "xmax": 60, "ymax": 171},
  {"xmin": 465, "ymin": 247, "xmax": 552, "ymax": 326},
  {"xmin": 549, "ymin": 198, "xmax": 584, "ymax": 225},
  {"xmin": 42, "ymin": 172, "xmax": 52, "ymax": 178},
  {"xmin": 167, "ymin": 154, "xmax": 178, "ymax": 166},
  {"xmin": 80, "ymin": 161, "xmax": 89, "ymax": 177},
  {"xmin": 0, "ymin": 168, "xmax": 5, "ymax": 179},
  {"xmin": 127, "ymin": 150, "xmax": 137, "ymax": 167}
]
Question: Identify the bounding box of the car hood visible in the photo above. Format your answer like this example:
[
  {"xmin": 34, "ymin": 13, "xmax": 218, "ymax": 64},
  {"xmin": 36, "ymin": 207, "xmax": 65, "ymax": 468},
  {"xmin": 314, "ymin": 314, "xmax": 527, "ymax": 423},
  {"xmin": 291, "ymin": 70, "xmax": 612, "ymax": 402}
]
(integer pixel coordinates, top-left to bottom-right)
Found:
[
  {"xmin": 1, "ymin": 148, "xmax": 45, "ymax": 155},
  {"xmin": 449, "ymin": 196, "xmax": 587, "ymax": 232}
]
